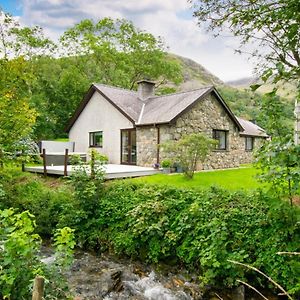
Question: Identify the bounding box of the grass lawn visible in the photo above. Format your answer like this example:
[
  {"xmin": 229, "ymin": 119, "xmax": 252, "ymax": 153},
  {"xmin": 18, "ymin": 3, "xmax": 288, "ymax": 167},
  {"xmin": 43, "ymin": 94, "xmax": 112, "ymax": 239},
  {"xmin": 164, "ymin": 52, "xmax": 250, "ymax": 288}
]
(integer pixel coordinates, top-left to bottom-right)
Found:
[{"xmin": 133, "ymin": 166, "xmax": 266, "ymax": 191}]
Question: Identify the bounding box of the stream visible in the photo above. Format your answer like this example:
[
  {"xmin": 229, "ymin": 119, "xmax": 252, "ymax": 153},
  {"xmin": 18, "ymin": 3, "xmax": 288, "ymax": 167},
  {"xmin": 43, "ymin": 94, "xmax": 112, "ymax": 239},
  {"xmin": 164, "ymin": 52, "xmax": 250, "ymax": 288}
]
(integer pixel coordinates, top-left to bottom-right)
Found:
[
  {"xmin": 42, "ymin": 249, "xmax": 203, "ymax": 300},
  {"xmin": 42, "ymin": 249, "xmax": 279, "ymax": 300}
]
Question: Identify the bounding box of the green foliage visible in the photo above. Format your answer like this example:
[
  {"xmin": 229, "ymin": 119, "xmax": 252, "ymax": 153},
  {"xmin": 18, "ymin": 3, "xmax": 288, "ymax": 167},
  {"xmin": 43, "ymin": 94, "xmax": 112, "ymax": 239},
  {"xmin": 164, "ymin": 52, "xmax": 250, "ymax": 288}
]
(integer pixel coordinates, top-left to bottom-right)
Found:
[
  {"xmin": 218, "ymin": 85, "xmax": 294, "ymax": 132},
  {"xmin": 0, "ymin": 167, "xmax": 299, "ymax": 295},
  {"xmin": 0, "ymin": 58, "xmax": 37, "ymax": 164},
  {"xmin": 161, "ymin": 133, "xmax": 217, "ymax": 178},
  {"xmin": 256, "ymin": 90, "xmax": 293, "ymax": 138},
  {"xmin": 161, "ymin": 160, "xmax": 172, "ymax": 168},
  {"xmin": 0, "ymin": 167, "xmax": 74, "ymax": 237},
  {"xmin": 190, "ymin": 0, "xmax": 300, "ymax": 84},
  {"xmin": 0, "ymin": 10, "xmax": 54, "ymax": 59},
  {"xmin": 0, "ymin": 9, "xmax": 183, "ymax": 140},
  {"xmin": 0, "ymin": 208, "xmax": 74, "ymax": 299},
  {"xmin": 256, "ymin": 139, "xmax": 300, "ymax": 205},
  {"xmin": 61, "ymin": 182, "xmax": 298, "ymax": 294},
  {"xmin": 54, "ymin": 227, "xmax": 76, "ymax": 270},
  {"xmin": 60, "ymin": 17, "xmax": 182, "ymax": 89},
  {"xmin": 64, "ymin": 149, "xmax": 106, "ymax": 246},
  {"xmin": 0, "ymin": 209, "xmax": 41, "ymax": 299},
  {"xmin": 254, "ymin": 89, "xmax": 300, "ymax": 205},
  {"xmin": 70, "ymin": 149, "xmax": 106, "ymax": 199}
]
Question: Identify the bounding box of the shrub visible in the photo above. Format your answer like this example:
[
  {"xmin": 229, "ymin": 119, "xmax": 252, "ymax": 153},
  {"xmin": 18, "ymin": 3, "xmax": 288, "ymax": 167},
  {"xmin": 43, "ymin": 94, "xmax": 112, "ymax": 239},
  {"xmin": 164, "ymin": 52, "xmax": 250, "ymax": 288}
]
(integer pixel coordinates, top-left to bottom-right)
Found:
[
  {"xmin": 0, "ymin": 208, "xmax": 75, "ymax": 300},
  {"xmin": 1, "ymin": 166, "xmax": 299, "ymax": 295},
  {"xmin": 161, "ymin": 160, "xmax": 172, "ymax": 168},
  {"xmin": 161, "ymin": 133, "xmax": 217, "ymax": 178}
]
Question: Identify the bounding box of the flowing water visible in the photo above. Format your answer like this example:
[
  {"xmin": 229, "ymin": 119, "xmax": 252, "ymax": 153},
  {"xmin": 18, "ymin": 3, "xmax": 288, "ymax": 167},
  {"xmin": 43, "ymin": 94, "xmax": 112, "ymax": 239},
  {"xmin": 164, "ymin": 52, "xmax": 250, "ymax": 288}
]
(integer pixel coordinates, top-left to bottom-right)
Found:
[
  {"xmin": 41, "ymin": 248, "xmax": 202, "ymax": 300},
  {"xmin": 65, "ymin": 251, "xmax": 202, "ymax": 300},
  {"xmin": 42, "ymin": 249, "xmax": 278, "ymax": 300}
]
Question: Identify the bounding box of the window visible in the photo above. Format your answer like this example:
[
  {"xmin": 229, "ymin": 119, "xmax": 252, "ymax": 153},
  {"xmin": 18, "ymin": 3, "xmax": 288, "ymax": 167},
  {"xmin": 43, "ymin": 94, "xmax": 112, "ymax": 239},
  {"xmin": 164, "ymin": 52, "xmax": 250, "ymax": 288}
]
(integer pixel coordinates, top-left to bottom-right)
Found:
[
  {"xmin": 89, "ymin": 131, "xmax": 103, "ymax": 147},
  {"xmin": 245, "ymin": 136, "xmax": 254, "ymax": 151},
  {"xmin": 213, "ymin": 130, "xmax": 227, "ymax": 150}
]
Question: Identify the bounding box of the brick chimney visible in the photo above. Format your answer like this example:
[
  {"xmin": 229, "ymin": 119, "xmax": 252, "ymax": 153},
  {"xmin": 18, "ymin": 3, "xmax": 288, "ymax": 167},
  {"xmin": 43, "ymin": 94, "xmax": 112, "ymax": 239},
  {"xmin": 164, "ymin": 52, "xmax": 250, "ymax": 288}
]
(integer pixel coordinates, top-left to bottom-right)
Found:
[{"xmin": 137, "ymin": 80, "xmax": 155, "ymax": 100}]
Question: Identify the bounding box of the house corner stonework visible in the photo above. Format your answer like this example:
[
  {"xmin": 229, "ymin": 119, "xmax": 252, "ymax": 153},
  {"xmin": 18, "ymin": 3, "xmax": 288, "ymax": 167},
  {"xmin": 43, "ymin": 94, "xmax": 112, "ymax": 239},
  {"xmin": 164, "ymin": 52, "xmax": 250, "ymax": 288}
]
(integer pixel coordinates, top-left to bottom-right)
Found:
[{"xmin": 136, "ymin": 126, "xmax": 158, "ymax": 167}]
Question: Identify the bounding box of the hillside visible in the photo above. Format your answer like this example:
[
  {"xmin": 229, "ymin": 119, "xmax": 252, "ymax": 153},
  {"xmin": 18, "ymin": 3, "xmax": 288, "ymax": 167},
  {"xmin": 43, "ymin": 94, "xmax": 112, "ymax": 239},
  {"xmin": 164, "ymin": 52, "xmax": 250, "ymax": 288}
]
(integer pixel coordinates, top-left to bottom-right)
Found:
[
  {"xmin": 170, "ymin": 54, "xmax": 224, "ymax": 89},
  {"xmin": 172, "ymin": 54, "xmax": 294, "ymax": 130},
  {"xmin": 171, "ymin": 54, "xmax": 264, "ymax": 119},
  {"xmin": 226, "ymin": 76, "xmax": 298, "ymax": 101}
]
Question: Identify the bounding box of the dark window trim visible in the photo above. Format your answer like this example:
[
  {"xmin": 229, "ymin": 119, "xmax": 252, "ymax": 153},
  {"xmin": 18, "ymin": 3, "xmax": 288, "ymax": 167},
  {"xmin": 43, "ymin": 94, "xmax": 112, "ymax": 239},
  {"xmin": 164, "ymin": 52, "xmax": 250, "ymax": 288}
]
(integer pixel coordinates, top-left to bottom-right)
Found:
[
  {"xmin": 120, "ymin": 128, "xmax": 137, "ymax": 165},
  {"xmin": 89, "ymin": 131, "xmax": 103, "ymax": 148},
  {"xmin": 245, "ymin": 136, "xmax": 254, "ymax": 151},
  {"xmin": 213, "ymin": 129, "xmax": 228, "ymax": 151}
]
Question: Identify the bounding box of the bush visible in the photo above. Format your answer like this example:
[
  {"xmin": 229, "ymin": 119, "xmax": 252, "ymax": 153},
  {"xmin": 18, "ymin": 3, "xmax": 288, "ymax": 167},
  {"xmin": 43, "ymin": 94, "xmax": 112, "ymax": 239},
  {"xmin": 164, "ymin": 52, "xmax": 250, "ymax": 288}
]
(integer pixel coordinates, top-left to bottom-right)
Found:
[
  {"xmin": 0, "ymin": 167, "xmax": 299, "ymax": 295},
  {"xmin": 0, "ymin": 208, "xmax": 75, "ymax": 300},
  {"xmin": 0, "ymin": 168, "xmax": 74, "ymax": 237},
  {"xmin": 60, "ymin": 181, "xmax": 300, "ymax": 294},
  {"xmin": 161, "ymin": 133, "xmax": 217, "ymax": 178},
  {"xmin": 161, "ymin": 160, "xmax": 172, "ymax": 168}
]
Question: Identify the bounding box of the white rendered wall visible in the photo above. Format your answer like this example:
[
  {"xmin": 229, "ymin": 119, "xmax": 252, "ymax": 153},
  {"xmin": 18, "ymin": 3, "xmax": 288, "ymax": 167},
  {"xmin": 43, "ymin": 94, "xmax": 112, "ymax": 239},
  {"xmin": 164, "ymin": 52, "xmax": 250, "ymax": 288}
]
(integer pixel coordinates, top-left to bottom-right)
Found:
[{"xmin": 69, "ymin": 92, "xmax": 134, "ymax": 164}]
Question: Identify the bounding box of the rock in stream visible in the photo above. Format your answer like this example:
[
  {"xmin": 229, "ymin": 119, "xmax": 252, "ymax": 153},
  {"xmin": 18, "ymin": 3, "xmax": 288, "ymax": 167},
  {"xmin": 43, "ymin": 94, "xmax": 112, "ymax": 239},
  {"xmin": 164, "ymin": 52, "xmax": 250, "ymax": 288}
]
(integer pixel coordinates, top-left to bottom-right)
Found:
[{"xmin": 65, "ymin": 251, "xmax": 202, "ymax": 300}]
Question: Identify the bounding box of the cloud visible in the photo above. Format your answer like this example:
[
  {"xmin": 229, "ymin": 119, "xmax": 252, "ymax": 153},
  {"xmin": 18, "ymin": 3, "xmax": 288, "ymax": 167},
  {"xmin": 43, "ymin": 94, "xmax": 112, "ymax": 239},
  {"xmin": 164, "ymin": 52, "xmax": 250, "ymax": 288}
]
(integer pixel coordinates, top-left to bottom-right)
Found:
[{"xmin": 18, "ymin": 0, "xmax": 254, "ymax": 81}]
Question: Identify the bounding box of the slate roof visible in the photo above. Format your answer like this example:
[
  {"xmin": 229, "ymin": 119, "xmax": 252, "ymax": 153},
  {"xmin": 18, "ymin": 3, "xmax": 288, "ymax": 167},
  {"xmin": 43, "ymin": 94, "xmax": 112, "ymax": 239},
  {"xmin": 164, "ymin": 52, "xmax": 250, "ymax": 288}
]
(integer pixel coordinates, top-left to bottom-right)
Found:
[
  {"xmin": 94, "ymin": 84, "xmax": 143, "ymax": 122},
  {"xmin": 236, "ymin": 117, "xmax": 268, "ymax": 137},
  {"xmin": 66, "ymin": 83, "xmax": 260, "ymax": 134},
  {"xmin": 138, "ymin": 87, "xmax": 213, "ymax": 125}
]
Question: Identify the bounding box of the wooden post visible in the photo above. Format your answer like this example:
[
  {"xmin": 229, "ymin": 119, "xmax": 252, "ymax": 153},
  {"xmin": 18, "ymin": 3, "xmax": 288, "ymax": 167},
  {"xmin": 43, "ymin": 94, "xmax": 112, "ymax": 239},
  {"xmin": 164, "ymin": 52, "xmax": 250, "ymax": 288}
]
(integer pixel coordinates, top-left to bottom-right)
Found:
[
  {"xmin": 0, "ymin": 148, "xmax": 3, "ymax": 169},
  {"xmin": 294, "ymin": 100, "xmax": 300, "ymax": 145},
  {"xmin": 64, "ymin": 148, "xmax": 69, "ymax": 176},
  {"xmin": 21, "ymin": 149, "xmax": 25, "ymax": 172},
  {"xmin": 32, "ymin": 276, "xmax": 44, "ymax": 300},
  {"xmin": 42, "ymin": 148, "xmax": 47, "ymax": 177}
]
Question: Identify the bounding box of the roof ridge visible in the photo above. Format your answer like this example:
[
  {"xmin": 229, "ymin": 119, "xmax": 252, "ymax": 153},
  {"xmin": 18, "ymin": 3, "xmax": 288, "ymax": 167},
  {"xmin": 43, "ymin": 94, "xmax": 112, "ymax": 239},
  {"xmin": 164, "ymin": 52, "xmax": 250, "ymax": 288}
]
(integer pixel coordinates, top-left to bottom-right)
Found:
[
  {"xmin": 94, "ymin": 83, "xmax": 214, "ymax": 99},
  {"xmin": 148, "ymin": 86, "xmax": 214, "ymax": 99},
  {"xmin": 93, "ymin": 83, "xmax": 138, "ymax": 94}
]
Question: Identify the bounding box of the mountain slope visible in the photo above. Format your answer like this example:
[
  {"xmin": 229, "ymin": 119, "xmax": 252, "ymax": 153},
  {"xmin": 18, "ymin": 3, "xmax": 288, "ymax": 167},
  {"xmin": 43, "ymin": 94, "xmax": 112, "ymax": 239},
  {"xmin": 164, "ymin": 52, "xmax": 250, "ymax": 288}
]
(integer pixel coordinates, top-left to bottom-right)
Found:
[
  {"xmin": 226, "ymin": 76, "xmax": 298, "ymax": 101},
  {"xmin": 171, "ymin": 54, "xmax": 223, "ymax": 89},
  {"xmin": 171, "ymin": 54, "xmax": 294, "ymax": 131}
]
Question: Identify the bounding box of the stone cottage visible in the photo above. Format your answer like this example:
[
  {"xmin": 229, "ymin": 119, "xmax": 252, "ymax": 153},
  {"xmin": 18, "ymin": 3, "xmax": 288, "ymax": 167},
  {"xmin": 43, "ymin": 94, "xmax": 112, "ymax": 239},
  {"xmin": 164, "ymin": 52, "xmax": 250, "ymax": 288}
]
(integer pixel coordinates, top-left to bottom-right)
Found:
[{"xmin": 66, "ymin": 80, "xmax": 268, "ymax": 169}]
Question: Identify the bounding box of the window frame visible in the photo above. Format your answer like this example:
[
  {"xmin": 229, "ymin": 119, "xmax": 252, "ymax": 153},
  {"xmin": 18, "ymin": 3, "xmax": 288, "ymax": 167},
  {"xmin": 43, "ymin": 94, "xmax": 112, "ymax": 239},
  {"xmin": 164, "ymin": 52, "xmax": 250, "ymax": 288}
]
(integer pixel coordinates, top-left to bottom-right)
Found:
[
  {"xmin": 213, "ymin": 129, "xmax": 228, "ymax": 151},
  {"xmin": 89, "ymin": 131, "xmax": 103, "ymax": 148},
  {"xmin": 245, "ymin": 136, "xmax": 254, "ymax": 151}
]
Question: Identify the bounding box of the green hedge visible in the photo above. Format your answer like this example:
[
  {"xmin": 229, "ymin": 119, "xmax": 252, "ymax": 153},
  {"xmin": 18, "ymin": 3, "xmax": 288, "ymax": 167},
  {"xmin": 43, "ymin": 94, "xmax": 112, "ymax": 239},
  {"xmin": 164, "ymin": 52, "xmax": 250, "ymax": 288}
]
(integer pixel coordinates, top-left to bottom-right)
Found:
[{"xmin": 0, "ymin": 169, "xmax": 299, "ymax": 294}]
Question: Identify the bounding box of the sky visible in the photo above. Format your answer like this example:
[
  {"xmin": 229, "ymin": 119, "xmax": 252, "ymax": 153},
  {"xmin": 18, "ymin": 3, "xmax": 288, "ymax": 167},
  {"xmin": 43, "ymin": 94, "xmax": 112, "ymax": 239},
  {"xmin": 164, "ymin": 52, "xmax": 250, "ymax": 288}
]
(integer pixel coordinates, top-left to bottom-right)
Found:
[{"xmin": 0, "ymin": 0, "xmax": 255, "ymax": 82}]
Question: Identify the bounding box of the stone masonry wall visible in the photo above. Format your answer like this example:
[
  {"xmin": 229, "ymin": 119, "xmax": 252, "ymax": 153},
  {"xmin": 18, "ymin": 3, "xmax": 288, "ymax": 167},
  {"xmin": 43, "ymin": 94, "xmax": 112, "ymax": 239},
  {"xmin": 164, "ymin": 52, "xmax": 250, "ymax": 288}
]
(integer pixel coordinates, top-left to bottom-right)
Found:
[
  {"xmin": 238, "ymin": 136, "xmax": 266, "ymax": 164},
  {"xmin": 136, "ymin": 126, "xmax": 158, "ymax": 167},
  {"xmin": 159, "ymin": 94, "xmax": 241, "ymax": 169},
  {"xmin": 136, "ymin": 93, "xmax": 263, "ymax": 169}
]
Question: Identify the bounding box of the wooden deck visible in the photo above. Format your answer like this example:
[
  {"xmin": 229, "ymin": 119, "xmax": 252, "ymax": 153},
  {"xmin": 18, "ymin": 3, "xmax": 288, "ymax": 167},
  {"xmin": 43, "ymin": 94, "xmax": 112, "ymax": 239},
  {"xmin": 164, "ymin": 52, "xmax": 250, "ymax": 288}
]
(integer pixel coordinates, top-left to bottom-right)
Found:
[{"xmin": 24, "ymin": 164, "xmax": 161, "ymax": 179}]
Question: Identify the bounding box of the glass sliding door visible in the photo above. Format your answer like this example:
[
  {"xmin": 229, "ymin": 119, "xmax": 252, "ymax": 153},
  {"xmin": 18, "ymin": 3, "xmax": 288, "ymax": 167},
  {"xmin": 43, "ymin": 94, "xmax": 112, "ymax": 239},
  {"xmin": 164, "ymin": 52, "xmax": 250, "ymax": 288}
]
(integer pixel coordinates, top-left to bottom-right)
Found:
[{"xmin": 121, "ymin": 129, "xmax": 136, "ymax": 165}]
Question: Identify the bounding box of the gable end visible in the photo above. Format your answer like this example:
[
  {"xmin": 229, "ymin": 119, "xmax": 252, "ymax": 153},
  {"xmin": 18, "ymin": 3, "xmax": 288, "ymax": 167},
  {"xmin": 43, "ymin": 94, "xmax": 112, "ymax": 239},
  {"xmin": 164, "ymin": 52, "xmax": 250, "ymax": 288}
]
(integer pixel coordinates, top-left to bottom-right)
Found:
[
  {"xmin": 65, "ymin": 84, "xmax": 135, "ymax": 132},
  {"xmin": 169, "ymin": 87, "xmax": 244, "ymax": 131}
]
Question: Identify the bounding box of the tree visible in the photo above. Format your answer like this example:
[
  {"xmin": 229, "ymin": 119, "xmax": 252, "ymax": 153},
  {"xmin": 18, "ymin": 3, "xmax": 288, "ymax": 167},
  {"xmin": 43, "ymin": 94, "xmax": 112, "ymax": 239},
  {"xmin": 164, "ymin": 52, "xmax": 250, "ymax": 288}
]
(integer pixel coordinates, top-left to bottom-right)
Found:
[
  {"xmin": 0, "ymin": 10, "xmax": 55, "ymax": 59},
  {"xmin": 0, "ymin": 11, "xmax": 183, "ymax": 140},
  {"xmin": 256, "ymin": 138, "xmax": 300, "ymax": 206},
  {"xmin": 189, "ymin": 0, "xmax": 300, "ymax": 87},
  {"xmin": 256, "ymin": 90, "xmax": 292, "ymax": 139},
  {"xmin": 0, "ymin": 10, "xmax": 55, "ymax": 144},
  {"xmin": 60, "ymin": 18, "xmax": 182, "ymax": 90},
  {"xmin": 161, "ymin": 133, "xmax": 217, "ymax": 179},
  {"xmin": 0, "ymin": 57, "xmax": 37, "ymax": 165},
  {"xmin": 190, "ymin": 0, "xmax": 300, "ymax": 203}
]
